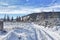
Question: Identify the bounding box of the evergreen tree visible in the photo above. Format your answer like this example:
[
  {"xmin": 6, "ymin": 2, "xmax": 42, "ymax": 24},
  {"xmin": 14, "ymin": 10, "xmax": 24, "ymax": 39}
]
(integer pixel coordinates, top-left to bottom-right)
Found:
[
  {"xmin": 7, "ymin": 15, "xmax": 10, "ymax": 21},
  {"xmin": 16, "ymin": 16, "xmax": 18, "ymax": 21},
  {"xmin": 4, "ymin": 14, "xmax": 6, "ymax": 21},
  {"xmin": 11, "ymin": 16, "xmax": 13, "ymax": 21},
  {"xmin": 18, "ymin": 16, "xmax": 21, "ymax": 21}
]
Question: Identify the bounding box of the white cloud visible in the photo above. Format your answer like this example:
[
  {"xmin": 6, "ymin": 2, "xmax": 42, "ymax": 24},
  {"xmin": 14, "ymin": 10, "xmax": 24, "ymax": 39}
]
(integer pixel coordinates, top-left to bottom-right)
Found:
[
  {"xmin": 0, "ymin": 2, "xmax": 9, "ymax": 6},
  {"xmin": 0, "ymin": 5, "xmax": 42, "ymax": 14},
  {"xmin": 0, "ymin": 1, "xmax": 60, "ymax": 14},
  {"xmin": 0, "ymin": 6, "xmax": 59, "ymax": 14}
]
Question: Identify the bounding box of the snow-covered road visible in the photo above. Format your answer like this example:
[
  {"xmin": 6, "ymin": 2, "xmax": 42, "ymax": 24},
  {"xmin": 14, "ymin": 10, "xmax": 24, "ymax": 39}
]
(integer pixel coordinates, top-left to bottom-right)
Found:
[
  {"xmin": 33, "ymin": 23, "xmax": 60, "ymax": 40},
  {"xmin": 0, "ymin": 23, "xmax": 60, "ymax": 40}
]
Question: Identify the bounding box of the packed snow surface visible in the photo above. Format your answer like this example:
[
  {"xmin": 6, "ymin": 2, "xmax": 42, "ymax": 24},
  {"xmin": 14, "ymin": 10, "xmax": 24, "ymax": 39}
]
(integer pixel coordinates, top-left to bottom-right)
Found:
[{"xmin": 0, "ymin": 23, "xmax": 60, "ymax": 40}]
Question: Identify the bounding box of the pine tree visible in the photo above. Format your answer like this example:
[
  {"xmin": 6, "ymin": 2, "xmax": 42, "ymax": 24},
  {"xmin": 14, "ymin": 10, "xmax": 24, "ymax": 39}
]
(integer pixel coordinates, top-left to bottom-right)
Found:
[
  {"xmin": 18, "ymin": 16, "xmax": 21, "ymax": 21},
  {"xmin": 11, "ymin": 16, "xmax": 13, "ymax": 21},
  {"xmin": 4, "ymin": 14, "xmax": 6, "ymax": 21},
  {"xmin": 7, "ymin": 15, "xmax": 10, "ymax": 21},
  {"xmin": 16, "ymin": 16, "xmax": 18, "ymax": 21}
]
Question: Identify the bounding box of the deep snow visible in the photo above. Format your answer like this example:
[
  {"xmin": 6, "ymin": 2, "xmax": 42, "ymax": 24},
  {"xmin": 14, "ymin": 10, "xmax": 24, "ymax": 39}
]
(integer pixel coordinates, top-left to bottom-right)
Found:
[{"xmin": 0, "ymin": 23, "xmax": 60, "ymax": 40}]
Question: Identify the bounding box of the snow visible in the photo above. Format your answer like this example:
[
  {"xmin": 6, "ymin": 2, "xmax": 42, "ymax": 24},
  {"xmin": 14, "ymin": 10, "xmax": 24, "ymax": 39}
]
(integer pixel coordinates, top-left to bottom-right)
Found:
[{"xmin": 0, "ymin": 22, "xmax": 60, "ymax": 40}]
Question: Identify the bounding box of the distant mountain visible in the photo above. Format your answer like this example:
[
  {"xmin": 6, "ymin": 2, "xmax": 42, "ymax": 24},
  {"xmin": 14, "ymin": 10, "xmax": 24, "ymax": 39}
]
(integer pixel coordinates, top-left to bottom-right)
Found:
[{"xmin": 22, "ymin": 12, "xmax": 60, "ymax": 27}]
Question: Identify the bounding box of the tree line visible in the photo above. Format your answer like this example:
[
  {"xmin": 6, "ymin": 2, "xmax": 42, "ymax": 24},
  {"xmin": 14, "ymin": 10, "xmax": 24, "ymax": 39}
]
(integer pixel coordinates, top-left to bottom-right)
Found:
[{"xmin": 3, "ymin": 15, "xmax": 22, "ymax": 22}]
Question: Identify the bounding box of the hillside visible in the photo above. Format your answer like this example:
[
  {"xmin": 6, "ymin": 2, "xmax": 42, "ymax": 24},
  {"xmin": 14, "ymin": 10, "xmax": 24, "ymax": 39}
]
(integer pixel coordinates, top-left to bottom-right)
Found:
[{"xmin": 22, "ymin": 12, "xmax": 60, "ymax": 27}]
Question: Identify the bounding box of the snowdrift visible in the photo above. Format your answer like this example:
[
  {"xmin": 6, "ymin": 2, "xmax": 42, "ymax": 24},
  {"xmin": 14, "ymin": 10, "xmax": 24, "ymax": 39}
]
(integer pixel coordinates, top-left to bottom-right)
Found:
[{"xmin": 0, "ymin": 23, "xmax": 60, "ymax": 40}]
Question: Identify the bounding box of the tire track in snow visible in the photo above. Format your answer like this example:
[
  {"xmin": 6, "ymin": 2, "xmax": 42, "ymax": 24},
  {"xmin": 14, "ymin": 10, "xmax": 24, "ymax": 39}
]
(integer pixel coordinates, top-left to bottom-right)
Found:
[
  {"xmin": 40, "ymin": 29, "xmax": 54, "ymax": 40},
  {"xmin": 32, "ymin": 23, "xmax": 60, "ymax": 40},
  {"xmin": 39, "ymin": 30, "xmax": 48, "ymax": 40},
  {"xmin": 42, "ymin": 29, "xmax": 60, "ymax": 40}
]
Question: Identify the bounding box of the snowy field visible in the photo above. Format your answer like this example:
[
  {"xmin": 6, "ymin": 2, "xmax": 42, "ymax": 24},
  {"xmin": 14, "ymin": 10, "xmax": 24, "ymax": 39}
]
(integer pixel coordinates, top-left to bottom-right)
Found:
[{"xmin": 0, "ymin": 22, "xmax": 60, "ymax": 40}]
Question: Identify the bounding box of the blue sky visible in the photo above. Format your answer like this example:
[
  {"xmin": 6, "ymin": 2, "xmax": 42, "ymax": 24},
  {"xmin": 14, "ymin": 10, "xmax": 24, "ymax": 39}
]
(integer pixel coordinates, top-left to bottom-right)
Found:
[
  {"xmin": 0, "ymin": 0, "xmax": 55, "ymax": 7},
  {"xmin": 0, "ymin": 0, "xmax": 58, "ymax": 7},
  {"xmin": 0, "ymin": 14, "xmax": 28, "ymax": 19},
  {"xmin": 0, "ymin": 0, "xmax": 60, "ymax": 18}
]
